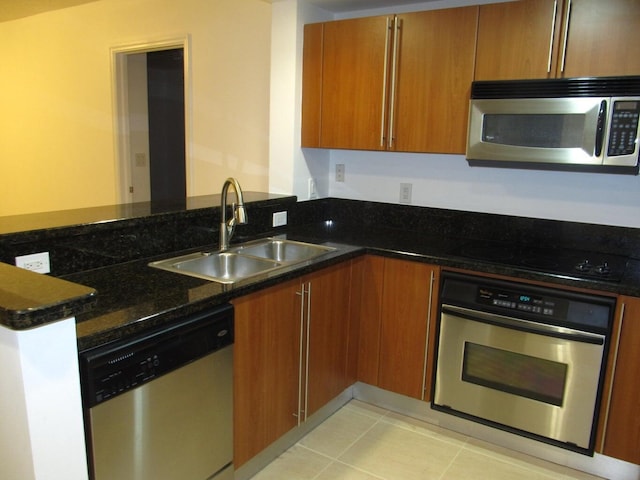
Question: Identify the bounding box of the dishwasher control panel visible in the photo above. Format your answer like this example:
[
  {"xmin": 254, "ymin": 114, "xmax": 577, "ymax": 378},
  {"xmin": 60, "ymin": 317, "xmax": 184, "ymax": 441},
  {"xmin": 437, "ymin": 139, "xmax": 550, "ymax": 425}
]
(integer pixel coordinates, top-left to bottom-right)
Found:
[{"xmin": 80, "ymin": 304, "xmax": 233, "ymax": 408}]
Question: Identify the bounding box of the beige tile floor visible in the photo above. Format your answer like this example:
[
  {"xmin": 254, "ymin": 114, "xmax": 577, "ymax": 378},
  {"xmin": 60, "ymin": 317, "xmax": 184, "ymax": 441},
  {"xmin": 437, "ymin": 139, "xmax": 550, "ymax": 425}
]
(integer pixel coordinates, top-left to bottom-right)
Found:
[{"xmin": 250, "ymin": 400, "xmax": 604, "ymax": 480}]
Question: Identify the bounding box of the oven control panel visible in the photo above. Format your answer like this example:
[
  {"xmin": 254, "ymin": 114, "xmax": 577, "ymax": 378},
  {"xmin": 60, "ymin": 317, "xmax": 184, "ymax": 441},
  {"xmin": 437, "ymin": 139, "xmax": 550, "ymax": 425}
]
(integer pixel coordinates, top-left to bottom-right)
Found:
[
  {"xmin": 440, "ymin": 272, "xmax": 614, "ymax": 333},
  {"xmin": 476, "ymin": 286, "xmax": 566, "ymax": 319}
]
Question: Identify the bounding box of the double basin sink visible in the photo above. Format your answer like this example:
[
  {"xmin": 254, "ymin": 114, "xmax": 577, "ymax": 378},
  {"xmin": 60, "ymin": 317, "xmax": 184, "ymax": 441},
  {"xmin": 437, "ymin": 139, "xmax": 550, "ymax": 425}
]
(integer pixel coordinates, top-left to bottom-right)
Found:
[{"xmin": 149, "ymin": 238, "xmax": 336, "ymax": 284}]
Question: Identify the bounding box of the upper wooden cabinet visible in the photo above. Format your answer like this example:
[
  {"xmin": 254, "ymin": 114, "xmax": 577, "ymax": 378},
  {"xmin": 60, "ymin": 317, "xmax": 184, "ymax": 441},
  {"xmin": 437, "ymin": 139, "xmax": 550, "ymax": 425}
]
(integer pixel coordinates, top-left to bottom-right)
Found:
[
  {"xmin": 561, "ymin": 0, "xmax": 640, "ymax": 78},
  {"xmin": 301, "ymin": 6, "xmax": 478, "ymax": 154},
  {"xmin": 308, "ymin": 15, "xmax": 390, "ymax": 151},
  {"xmin": 475, "ymin": 0, "xmax": 640, "ymax": 81},
  {"xmin": 597, "ymin": 295, "xmax": 640, "ymax": 465},
  {"xmin": 475, "ymin": 0, "xmax": 562, "ymax": 80},
  {"xmin": 393, "ymin": 8, "xmax": 478, "ymax": 153}
]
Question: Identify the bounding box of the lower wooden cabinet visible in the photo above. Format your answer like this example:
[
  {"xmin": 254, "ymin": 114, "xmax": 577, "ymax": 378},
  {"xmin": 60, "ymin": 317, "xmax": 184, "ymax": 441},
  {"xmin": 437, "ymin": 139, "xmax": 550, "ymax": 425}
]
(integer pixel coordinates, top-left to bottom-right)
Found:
[
  {"xmin": 232, "ymin": 262, "xmax": 352, "ymax": 467},
  {"xmin": 598, "ymin": 295, "xmax": 640, "ymax": 465},
  {"xmin": 304, "ymin": 263, "xmax": 353, "ymax": 416},
  {"xmin": 232, "ymin": 278, "xmax": 300, "ymax": 467},
  {"xmin": 234, "ymin": 256, "xmax": 640, "ymax": 469},
  {"xmin": 355, "ymin": 255, "xmax": 439, "ymax": 400}
]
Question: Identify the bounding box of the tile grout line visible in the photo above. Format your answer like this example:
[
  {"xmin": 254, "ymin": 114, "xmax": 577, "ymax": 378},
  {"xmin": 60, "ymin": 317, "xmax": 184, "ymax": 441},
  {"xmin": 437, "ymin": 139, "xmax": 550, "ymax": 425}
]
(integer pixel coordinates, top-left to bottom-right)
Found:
[
  {"xmin": 304, "ymin": 406, "xmax": 389, "ymax": 480},
  {"xmin": 437, "ymin": 444, "xmax": 467, "ymax": 480}
]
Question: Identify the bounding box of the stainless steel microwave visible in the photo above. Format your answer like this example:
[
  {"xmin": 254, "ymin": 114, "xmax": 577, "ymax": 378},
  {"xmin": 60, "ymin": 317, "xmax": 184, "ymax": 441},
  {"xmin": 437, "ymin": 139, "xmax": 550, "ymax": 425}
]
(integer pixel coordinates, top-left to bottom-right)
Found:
[{"xmin": 466, "ymin": 77, "xmax": 640, "ymax": 174}]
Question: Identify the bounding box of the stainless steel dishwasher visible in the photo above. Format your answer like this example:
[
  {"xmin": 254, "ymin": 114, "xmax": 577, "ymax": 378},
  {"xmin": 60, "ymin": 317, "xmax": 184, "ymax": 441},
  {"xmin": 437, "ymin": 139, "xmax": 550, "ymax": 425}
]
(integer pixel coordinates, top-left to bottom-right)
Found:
[{"xmin": 80, "ymin": 304, "xmax": 234, "ymax": 480}]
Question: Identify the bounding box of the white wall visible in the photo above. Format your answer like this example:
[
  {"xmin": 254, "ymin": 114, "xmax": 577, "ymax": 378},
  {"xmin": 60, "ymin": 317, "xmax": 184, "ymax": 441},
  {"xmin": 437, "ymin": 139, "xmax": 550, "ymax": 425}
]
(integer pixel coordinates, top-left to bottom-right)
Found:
[
  {"xmin": 0, "ymin": 318, "xmax": 88, "ymax": 480},
  {"xmin": 0, "ymin": 0, "xmax": 272, "ymax": 216},
  {"xmin": 328, "ymin": 151, "xmax": 640, "ymax": 228},
  {"xmin": 270, "ymin": 0, "xmax": 640, "ymax": 229},
  {"xmin": 269, "ymin": 0, "xmax": 333, "ymax": 197}
]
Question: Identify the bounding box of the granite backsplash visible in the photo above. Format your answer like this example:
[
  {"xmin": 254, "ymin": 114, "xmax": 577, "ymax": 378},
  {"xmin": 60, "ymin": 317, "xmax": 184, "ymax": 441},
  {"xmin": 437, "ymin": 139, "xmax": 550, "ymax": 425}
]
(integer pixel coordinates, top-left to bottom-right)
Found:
[
  {"xmin": 0, "ymin": 193, "xmax": 297, "ymax": 277},
  {"xmin": 1, "ymin": 195, "xmax": 639, "ymax": 278}
]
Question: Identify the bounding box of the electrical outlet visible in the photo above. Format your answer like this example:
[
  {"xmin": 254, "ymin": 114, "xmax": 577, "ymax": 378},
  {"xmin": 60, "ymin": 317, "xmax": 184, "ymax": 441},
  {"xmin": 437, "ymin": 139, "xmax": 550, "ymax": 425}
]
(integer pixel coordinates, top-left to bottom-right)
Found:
[
  {"xmin": 15, "ymin": 252, "xmax": 51, "ymax": 274},
  {"xmin": 272, "ymin": 211, "xmax": 288, "ymax": 227},
  {"xmin": 399, "ymin": 183, "xmax": 412, "ymax": 204},
  {"xmin": 308, "ymin": 178, "xmax": 318, "ymax": 199},
  {"xmin": 336, "ymin": 164, "xmax": 345, "ymax": 182}
]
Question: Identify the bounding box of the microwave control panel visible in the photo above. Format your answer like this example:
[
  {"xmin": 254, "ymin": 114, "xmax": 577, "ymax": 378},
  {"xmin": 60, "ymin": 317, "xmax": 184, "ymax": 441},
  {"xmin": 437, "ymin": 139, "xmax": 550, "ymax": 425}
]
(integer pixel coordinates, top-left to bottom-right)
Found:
[{"xmin": 608, "ymin": 100, "xmax": 640, "ymax": 156}]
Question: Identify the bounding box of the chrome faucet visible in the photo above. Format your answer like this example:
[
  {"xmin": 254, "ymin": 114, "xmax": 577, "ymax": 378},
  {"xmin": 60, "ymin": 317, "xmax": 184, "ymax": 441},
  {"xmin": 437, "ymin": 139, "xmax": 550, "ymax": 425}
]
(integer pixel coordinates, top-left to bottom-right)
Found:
[{"xmin": 219, "ymin": 177, "xmax": 248, "ymax": 251}]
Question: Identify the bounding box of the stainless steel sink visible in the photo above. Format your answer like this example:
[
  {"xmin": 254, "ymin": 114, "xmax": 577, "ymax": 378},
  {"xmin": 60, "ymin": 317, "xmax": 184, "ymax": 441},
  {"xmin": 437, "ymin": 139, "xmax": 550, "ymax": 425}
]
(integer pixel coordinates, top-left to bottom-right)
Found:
[
  {"xmin": 149, "ymin": 238, "xmax": 335, "ymax": 284},
  {"xmin": 149, "ymin": 251, "xmax": 282, "ymax": 284},
  {"xmin": 234, "ymin": 238, "xmax": 335, "ymax": 263}
]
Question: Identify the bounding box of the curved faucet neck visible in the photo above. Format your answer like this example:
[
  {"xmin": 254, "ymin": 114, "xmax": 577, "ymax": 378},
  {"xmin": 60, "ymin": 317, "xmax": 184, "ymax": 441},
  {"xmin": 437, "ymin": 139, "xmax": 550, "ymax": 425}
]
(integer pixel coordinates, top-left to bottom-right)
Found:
[{"xmin": 219, "ymin": 178, "xmax": 247, "ymax": 251}]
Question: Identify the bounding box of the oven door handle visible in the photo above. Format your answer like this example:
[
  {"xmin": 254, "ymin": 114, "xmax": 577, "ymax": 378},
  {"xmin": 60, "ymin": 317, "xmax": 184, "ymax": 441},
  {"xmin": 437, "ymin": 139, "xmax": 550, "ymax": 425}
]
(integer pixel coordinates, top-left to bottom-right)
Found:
[{"xmin": 441, "ymin": 304, "xmax": 605, "ymax": 345}]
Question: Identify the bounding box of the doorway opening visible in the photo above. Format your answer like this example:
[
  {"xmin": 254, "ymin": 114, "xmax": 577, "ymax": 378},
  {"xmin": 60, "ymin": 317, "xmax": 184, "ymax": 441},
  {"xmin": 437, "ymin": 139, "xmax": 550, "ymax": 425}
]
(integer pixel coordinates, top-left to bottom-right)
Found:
[{"xmin": 112, "ymin": 37, "xmax": 191, "ymax": 204}]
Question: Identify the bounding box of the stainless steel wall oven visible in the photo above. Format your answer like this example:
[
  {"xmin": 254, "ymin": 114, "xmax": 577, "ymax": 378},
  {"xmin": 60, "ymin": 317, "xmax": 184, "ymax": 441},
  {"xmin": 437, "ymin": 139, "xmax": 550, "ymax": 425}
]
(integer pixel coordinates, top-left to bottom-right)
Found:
[{"xmin": 432, "ymin": 272, "xmax": 615, "ymax": 455}]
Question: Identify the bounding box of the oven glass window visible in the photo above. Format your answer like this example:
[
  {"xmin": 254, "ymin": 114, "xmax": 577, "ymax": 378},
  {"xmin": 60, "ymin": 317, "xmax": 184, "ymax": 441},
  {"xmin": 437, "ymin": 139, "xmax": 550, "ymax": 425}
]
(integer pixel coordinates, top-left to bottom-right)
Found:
[
  {"xmin": 482, "ymin": 114, "xmax": 586, "ymax": 148},
  {"xmin": 462, "ymin": 342, "xmax": 568, "ymax": 406}
]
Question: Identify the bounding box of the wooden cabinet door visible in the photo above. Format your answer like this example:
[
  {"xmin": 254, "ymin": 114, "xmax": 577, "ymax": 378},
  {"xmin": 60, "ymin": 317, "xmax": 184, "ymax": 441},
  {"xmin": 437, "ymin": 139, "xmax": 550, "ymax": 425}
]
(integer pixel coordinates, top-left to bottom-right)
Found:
[
  {"xmin": 320, "ymin": 16, "xmax": 391, "ymax": 150},
  {"xmin": 599, "ymin": 295, "xmax": 640, "ymax": 464},
  {"xmin": 475, "ymin": 0, "xmax": 562, "ymax": 81},
  {"xmin": 232, "ymin": 279, "xmax": 302, "ymax": 467},
  {"xmin": 560, "ymin": 0, "xmax": 640, "ymax": 78},
  {"xmin": 301, "ymin": 22, "xmax": 324, "ymax": 148},
  {"xmin": 476, "ymin": 0, "xmax": 640, "ymax": 81},
  {"xmin": 305, "ymin": 262, "xmax": 353, "ymax": 416},
  {"xmin": 378, "ymin": 258, "xmax": 438, "ymax": 400},
  {"xmin": 393, "ymin": 7, "xmax": 478, "ymax": 154},
  {"xmin": 355, "ymin": 255, "xmax": 385, "ymax": 386}
]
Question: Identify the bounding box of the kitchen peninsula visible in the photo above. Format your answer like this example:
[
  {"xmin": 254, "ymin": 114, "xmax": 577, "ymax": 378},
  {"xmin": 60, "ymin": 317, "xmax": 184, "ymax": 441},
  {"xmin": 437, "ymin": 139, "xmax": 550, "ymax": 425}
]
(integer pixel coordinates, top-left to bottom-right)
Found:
[{"xmin": 1, "ymin": 194, "xmax": 639, "ymax": 480}]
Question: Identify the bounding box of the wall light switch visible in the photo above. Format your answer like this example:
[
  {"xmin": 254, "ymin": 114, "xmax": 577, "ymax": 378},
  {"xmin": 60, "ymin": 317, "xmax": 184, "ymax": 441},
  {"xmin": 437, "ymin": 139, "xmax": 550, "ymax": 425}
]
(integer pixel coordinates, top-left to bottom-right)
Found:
[
  {"xmin": 16, "ymin": 252, "xmax": 51, "ymax": 274},
  {"xmin": 272, "ymin": 211, "xmax": 288, "ymax": 227}
]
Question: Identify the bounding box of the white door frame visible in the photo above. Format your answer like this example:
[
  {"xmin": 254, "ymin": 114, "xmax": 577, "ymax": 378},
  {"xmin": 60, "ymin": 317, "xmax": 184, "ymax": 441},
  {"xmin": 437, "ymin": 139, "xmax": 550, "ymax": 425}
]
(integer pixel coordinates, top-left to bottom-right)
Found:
[{"xmin": 111, "ymin": 35, "xmax": 192, "ymax": 204}]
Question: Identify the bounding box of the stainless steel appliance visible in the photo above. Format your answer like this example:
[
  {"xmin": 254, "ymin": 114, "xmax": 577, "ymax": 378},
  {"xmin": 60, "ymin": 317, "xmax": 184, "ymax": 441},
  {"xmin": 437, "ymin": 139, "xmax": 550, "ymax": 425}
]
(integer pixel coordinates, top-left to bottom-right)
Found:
[
  {"xmin": 432, "ymin": 272, "xmax": 615, "ymax": 454},
  {"xmin": 466, "ymin": 76, "xmax": 640, "ymax": 174},
  {"xmin": 80, "ymin": 304, "xmax": 234, "ymax": 480}
]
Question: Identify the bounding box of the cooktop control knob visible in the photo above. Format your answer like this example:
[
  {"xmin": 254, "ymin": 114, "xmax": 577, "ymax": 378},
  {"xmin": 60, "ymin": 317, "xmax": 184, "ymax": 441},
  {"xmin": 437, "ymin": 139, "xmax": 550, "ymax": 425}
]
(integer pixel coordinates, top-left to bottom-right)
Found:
[{"xmin": 575, "ymin": 260, "xmax": 592, "ymax": 272}]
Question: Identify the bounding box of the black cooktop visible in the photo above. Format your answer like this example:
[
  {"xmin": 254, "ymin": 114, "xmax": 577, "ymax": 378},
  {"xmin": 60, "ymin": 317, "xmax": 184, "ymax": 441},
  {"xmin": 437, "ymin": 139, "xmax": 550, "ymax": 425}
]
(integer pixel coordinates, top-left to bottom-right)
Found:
[{"xmin": 453, "ymin": 241, "xmax": 629, "ymax": 282}]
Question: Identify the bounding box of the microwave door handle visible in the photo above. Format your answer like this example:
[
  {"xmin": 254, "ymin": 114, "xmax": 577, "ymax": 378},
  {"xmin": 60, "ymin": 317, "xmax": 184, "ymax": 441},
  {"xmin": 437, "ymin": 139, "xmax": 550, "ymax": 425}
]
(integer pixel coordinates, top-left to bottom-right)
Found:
[{"xmin": 595, "ymin": 100, "xmax": 607, "ymax": 157}]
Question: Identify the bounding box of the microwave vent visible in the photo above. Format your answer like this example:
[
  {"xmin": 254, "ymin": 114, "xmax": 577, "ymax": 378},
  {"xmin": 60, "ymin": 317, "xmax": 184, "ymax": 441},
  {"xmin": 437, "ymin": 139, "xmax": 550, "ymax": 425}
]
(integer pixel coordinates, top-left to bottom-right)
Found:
[{"xmin": 471, "ymin": 76, "xmax": 640, "ymax": 99}]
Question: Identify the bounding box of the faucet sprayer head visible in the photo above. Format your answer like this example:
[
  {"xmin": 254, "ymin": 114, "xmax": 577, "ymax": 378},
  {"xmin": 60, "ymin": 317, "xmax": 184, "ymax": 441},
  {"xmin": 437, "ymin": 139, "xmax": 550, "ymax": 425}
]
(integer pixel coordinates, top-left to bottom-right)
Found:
[{"xmin": 235, "ymin": 204, "xmax": 248, "ymax": 225}]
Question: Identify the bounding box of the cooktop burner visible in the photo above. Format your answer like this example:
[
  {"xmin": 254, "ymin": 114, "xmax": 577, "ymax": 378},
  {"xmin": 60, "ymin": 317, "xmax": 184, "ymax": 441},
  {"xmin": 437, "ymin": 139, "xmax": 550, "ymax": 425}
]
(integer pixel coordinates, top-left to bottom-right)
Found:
[{"xmin": 454, "ymin": 241, "xmax": 628, "ymax": 282}]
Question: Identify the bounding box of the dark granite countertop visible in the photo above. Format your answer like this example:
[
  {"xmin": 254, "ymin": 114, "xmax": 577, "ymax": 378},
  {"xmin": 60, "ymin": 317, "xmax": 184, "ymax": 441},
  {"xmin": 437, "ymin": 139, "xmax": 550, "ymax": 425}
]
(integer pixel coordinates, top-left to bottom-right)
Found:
[
  {"xmin": 0, "ymin": 262, "xmax": 96, "ymax": 330},
  {"xmin": 2, "ymin": 196, "xmax": 638, "ymax": 350},
  {"xmin": 66, "ymin": 239, "xmax": 362, "ymax": 351},
  {"xmin": 287, "ymin": 222, "xmax": 640, "ymax": 297},
  {"xmin": 63, "ymin": 222, "xmax": 640, "ymax": 352}
]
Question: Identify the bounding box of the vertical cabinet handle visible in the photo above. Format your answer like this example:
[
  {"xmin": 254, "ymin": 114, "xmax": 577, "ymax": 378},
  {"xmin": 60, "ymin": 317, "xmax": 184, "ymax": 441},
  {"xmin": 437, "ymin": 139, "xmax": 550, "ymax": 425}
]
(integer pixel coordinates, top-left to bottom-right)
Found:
[
  {"xmin": 421, "ymin": 270, "xmax": 436, "ymax": 400},
  {"xmin": 380, "ymin": 17, "xmax": 392, "ymax": 147},
  {"xmin": 547, "ymin": 0, "xmax": 558, "ymax": 73},
  {"xmin": 295, "ymin": 282, "xmax": 312, "ymax": 424},
  {"xmin": 387, "ymin": 16, "xmax": 401, "ymax": 149},
  {"xmin": 560, "ymin": 0, "xmax": 572, "ymax": 73},
  {"xmin": 599, "ymin": 302, "xmax": 625, "ymax": 452},
  {"xmin": 304, "ymin": 282, "xmax": 312, "ymax": 422},
  {"xmin": 295, "ymin": 286, "xmax": 306, "ymax": 424}
]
